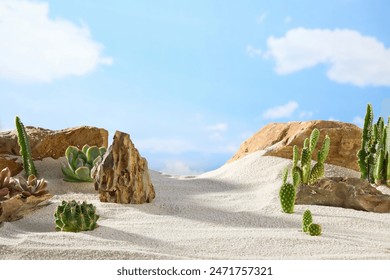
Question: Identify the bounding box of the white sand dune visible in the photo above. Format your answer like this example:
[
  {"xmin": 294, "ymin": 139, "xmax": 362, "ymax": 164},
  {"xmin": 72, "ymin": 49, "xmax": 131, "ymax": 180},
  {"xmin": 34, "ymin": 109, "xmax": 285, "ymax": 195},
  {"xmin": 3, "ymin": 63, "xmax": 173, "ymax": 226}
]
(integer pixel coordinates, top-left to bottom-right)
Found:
[{"xmin": 0, "ymin": 151, "xmax": 389, "ymax": 260}]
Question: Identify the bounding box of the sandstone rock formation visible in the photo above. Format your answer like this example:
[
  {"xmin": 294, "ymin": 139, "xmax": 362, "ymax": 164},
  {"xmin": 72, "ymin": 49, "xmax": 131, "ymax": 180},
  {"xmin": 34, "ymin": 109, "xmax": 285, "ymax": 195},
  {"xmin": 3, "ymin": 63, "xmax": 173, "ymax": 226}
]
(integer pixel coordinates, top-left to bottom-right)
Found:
[
  {"xmin": 93, "ymin": 131, "xmax": 155, "ymax": 204},
  {"xmin": 296, "ymin": 177, "xmax": 390, "ymax": 213},
  {"xmin": 0, "ymin": 155, "xmax": 23, "ymax": 176},
  {"xmin": 0, "ymin": 126, "xmax": 108, "ymax": 159},
  {"xmin": 229, "ymin": 121, "xmax": 361, "ymax": 171}
]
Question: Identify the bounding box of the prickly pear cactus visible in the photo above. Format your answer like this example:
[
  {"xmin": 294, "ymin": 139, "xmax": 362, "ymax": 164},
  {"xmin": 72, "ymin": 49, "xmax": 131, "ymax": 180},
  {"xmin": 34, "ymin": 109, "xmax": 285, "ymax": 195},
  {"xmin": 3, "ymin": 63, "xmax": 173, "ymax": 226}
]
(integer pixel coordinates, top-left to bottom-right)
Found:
[
  {"xmin": 308, "ymin": 223, "xmax": 322, "ymax": 236},
  {"xmin": 55, "ymin": 200, "xmax": 99, "ymax": 232},
  {"xmin": 279, "ymin": 168, "xmax": 298, "ymax": 214},
  {"xmin": 302, "ymin": 209, "xmax": 313, "ymax": 232}
]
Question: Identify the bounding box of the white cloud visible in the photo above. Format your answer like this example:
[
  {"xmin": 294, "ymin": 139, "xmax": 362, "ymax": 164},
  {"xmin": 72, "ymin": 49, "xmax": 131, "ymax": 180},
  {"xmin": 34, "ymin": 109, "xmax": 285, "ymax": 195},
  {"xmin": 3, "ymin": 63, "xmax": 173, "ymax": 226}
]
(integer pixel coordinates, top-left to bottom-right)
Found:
[
  {"xmin": 352, "ymin": 116, "xmax": 364, "ymax": 128},
  {"xmin": 299, "ymin": 111, "xmax": 313, "ymax": 119},
  {"xmin": 284, "ymin": 16, "xmax": 292, "ymax": 23},
  {"xmin": 265, "ymin": 28, "xmax": 390, "ymax": 87},
  {"xmin": 0, "ymin": 0, "xmax": 112, "ymax": 82},
  {"xmin": 206, "ymin": 123, "xmax": 228, "ymax": 142},
  {"xmin": 257, "ymin": 13, "xmax": 267, "ymax": 24},
  {"xmin": 262, "ymin": 101, "xmax": 299, "ymax": 119},
  {"xmin": 246, "ymin": 45, "xmax": 262, "ymax": 57},
  {"xmin": 161, "ymin": 160, "xmax": 201, "ymax": 176}
]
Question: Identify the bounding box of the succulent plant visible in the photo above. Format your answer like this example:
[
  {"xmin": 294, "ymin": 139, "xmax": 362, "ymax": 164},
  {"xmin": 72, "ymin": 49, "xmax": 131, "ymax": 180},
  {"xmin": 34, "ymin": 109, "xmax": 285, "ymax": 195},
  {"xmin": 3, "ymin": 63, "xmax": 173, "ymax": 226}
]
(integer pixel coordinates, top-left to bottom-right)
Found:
[
  {"xmin": 292, "ymin": 128, "xmax": 330, "ymax": 186},
  {"xmin": 279, "ymin": 168, "xmax": 300, "ymax": 214},
  {"xmin": 0, "ymin": 167, "xmax": 16, "ymax": 200},
  {"xmin": 302, "ymin": 209, "xmax": 313, "ymax": 233},
  {"xmin": 54, "ymin": 200, "xmax": 99, "ymax": 232},
  {"xmin": 11, "ymin": 175, "xmax": 49, "ymax": 198},
  {"xmin": 308, "ymin": 223, "xmax": 322, "ymax": 236},
  {"xmin": 15, "ymin": 116, "xmax": 37, "ymax": 177},
  {"xmin": 61, "ymin": 144, "xmax": 106, "ymax": 182}
]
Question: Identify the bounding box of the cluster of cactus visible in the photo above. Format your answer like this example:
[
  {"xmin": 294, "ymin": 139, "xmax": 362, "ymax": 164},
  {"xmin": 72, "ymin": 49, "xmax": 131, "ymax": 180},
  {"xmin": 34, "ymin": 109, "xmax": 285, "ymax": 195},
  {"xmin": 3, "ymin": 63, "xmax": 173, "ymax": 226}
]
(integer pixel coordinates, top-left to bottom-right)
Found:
[
  {"xmin": 292, "ymin": 128, "xmax": 330, "ymax": 185},
  {"xmin": 302, "ymin": 209, "xmax": 322, "ymax": 236},
  {"xmin": 61, "ymin": 144, "xmax": 106, "ymax": 182},
  {"xmin": 279, "ymin": 168, "xmax": 300, "ymax": 213},
  {"xmin": 54, "ymin": 200, "xmax": 99, "ymax": 232},
  {"xmin": 15, "ymin": 116, "xmax": 37, "ymax": 177},
  {"xmin": 357, "ymin": 104, "xmax": 390, "ymax": 186},
  {"xmin": 0, "ymin": 167, "xmax": 48, "ymax": 200}
]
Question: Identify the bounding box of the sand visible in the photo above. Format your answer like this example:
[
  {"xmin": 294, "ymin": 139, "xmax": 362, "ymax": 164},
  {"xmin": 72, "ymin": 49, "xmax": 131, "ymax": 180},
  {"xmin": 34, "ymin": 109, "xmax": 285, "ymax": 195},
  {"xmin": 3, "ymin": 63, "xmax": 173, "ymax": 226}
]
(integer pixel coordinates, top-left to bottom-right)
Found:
[{"xmin": 0, "ymin": 152, "xmax": 389, "ymax": 260}]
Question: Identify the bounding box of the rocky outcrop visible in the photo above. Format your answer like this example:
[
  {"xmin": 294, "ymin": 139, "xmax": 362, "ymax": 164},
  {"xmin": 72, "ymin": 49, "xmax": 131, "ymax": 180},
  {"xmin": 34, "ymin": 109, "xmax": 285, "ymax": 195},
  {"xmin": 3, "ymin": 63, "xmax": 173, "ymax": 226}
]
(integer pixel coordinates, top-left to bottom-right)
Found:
[
  {"xmin": 0, "ymin": 126, "xmax": 108, "ymax": 161},
  {"xmin": 93, "ymin": 131, "xmax": 155, "ymax": 204},
  {"xmin": 0, "ymin": 155, "xmax": 23, "ymax": 176},
  {"xmin": 296, "ymin": 177, "xmax": 390, "ymax": 213},
  {"xmin": 229, "ymin": 121, "xmax": 361, "ymax": 171}
]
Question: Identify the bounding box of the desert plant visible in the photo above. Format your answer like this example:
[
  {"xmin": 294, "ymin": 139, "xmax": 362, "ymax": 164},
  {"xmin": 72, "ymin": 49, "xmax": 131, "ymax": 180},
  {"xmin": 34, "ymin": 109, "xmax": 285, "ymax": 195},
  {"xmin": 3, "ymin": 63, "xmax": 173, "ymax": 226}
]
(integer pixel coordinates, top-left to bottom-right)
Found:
[
  {"xmin": 11, "ymin": 175, "xmax": 49, "ymax": 198},
  {"xmin": 302, "ymin": 209, "xmax": 313, "ymax": 233},
  {"xmin": 0, "ymin": 167, "xmax": 16, "ymax": 200},
  {"xmin": 61, "ymin": 144, "xmax": 106, "ymax": 182},
  {"xmin": 279, "ymin": 168, "xmax": 300, "ymax": 214},
  {"xmin": 54, "ymin": 200, "xmax": 99, "ymax": 232},
  {"xmin": 292, "ymin": 128, "xmax": 330, "ymax": 185},
  {"xmin": 308, "ymin": 223, "xmax": 322, "ymax": 236},
  {"xmin": 357, "ymin": 104, "xmax": 390, "ymax": 186},
  {"xmin": 15, "ymin": 116, "xmax": 37, "ymax": 177}
]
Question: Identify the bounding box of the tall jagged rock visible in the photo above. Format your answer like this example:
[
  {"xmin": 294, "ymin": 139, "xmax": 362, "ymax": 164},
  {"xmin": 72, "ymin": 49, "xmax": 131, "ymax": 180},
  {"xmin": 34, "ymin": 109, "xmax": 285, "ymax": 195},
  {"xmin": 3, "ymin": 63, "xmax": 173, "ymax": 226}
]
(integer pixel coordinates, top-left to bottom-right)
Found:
[
  {"xmin": 93, "ymin": 131, "xmax": 155, "ymax": 204},
  {"xmin": 229, "ymin": 121, "xmax": 361, "ymax": 171}
]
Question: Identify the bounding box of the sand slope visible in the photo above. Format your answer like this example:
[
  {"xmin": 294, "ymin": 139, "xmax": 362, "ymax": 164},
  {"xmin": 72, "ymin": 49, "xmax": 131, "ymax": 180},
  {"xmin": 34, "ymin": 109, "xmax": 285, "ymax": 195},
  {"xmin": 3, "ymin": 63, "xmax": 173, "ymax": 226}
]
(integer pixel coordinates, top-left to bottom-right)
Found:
[{"xmin": 0, "ymin": 152, "xmax": 389, "ymax": 260}]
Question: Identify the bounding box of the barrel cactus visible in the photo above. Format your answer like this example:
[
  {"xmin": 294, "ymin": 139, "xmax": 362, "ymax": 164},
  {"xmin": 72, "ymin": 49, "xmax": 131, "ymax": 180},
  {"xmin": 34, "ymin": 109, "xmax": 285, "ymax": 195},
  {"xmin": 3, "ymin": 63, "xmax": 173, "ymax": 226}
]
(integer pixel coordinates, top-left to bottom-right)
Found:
[
  {"xmin": 292, "ymin": 128, "xmax": 330, "ymax": 186},
  {"xmin": 61, "ymin": 144, "xmax": 106, "ymax": 182},
  {"xmin": 308, "ymin": 223, "xmax": 322, "ymax": 236},
  {"xmin": 302, "ymin": 209, "xmax": 313, "ymax": 233},
  {"xmin": 279, "ymin": 168, "xmax": 300, "ymax": 214},
  {"xmin": 54, "ymin": 200, "xmax": 99, "ymax": 232}
]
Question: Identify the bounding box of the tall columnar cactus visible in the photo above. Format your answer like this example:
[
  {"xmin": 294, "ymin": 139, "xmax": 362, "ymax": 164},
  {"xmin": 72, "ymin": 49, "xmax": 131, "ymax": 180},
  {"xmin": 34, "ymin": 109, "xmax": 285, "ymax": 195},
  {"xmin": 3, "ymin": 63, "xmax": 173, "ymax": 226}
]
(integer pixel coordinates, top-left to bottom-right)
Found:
[
  {"xmin": 61, "ymin": 144, "xmax": 106, "ymax": 182},
  {"xmin": 292, "ymin": 128, "xmax": 330, "ymax": 185},
  {"xmin": 308, "ymin": 223, "xmax": 322, "ymax": 236},
  {"xmin": 54, "ymin": 200, "xmax": 99, "ymax": 232},
  {"xmin": 358, "ymin": 104, "xmax": 390, "ymax": 186},
  {"xmin": 302, "ymin": 209, "xmax": 313, "ymax": 233},
  {"xmin": 15, "ymin": 116, "xmax": 37, "ymax": 177},
  {"xmin": 279, "ymin": 168, "xmax": 300, "ymax": 214}
]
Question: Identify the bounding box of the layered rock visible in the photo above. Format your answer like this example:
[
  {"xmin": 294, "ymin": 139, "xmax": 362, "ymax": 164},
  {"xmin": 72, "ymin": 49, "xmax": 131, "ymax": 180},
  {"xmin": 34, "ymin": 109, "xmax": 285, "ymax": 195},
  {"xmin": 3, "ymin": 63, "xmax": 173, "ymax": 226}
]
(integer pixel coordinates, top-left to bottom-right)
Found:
[
  {"xmin": 0, "ymin": 126, "xmax": 108, "ymax": 159},
  {"xmin": 296, "ymin": 177, "xmax": 390, "ymax": 213},
  {"xmin": 229, "ymin": 121, "xmax": 361, "ymax": 171},
  {"xmin": 93, "ymin": 131, "xmax": 155, "ymax": 204}
]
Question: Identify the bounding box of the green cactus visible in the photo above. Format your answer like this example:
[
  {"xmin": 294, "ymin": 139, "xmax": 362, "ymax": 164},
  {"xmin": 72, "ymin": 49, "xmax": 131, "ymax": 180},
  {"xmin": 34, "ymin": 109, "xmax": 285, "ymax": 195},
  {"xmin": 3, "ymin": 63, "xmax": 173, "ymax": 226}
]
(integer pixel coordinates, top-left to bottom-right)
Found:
[
  {"xmin": 61, "ymin": 144, "xmax": 106, "ymax": 182},
  {"xmin": 279, "ymin": 168, "xmax": 300, "ymax": 214},
  {"xmin": 292, "ymin": 128, "xmax": 330, "ymax": 186},
  {"xmin": 308, "ymin": 223, "xmax": 322, "ymax": 236},
  {"xmin": 54, "ymin": 200, "xmax": 99, "ymax": 232},
  {"xmin": 302, "ymin": 209, "xmax": 313, "ymax": 233},
  {"xmin": 15, "ymin": 116, "xmax": 37, "ymax": 177}
]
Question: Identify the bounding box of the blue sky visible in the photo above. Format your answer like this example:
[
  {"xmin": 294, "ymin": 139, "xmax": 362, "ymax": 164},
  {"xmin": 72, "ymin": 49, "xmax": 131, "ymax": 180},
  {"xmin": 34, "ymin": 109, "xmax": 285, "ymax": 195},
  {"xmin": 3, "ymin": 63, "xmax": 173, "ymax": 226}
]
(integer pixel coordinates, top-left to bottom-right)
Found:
[{"xmin": 1, "ymin": 0, "xmax": 389, "ymax": 174}]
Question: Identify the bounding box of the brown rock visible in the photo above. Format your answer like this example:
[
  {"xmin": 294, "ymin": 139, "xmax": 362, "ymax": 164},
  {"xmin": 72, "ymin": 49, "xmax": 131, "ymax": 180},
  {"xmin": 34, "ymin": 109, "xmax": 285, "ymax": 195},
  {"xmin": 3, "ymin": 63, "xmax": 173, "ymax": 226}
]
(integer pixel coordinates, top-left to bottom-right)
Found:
[
  {"xmin": 296, "ymin": 177, "xmax": 390, "ymax": 213},
  {"xmin": 93, "ymin": 130, "xmax": 155, "ymax": 204},
  {"xmin": 0, "ymin": 155, "xmax": 23, "ymax": 176},
  {"xmin": 0, "ymin": 126, "xmax": 108, "ymax": 159},
  {"xmin": 229, "ymin": 121, "xmax": 361, "ymax": 171}
]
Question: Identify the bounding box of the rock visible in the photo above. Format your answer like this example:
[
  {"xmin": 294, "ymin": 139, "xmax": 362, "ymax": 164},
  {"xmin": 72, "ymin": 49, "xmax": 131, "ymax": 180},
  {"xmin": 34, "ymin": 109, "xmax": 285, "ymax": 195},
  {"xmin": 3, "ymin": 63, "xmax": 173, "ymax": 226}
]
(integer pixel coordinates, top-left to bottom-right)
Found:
[
  {"xmin": 93, "ymin": 130, "xmax": 155, "ymax": 204},
  {"xmin": 0, "ymin": 126, "xmax": 108, "ymax": 160},
  {"xmin": 0, "ymin": 155, "xmax": 23, "ymax": 176},
  {"xmin": 296, "ymin": 177, "xmax": 390, "ymax": 213},
  {"xmin": 229, "ymin": 121, "xmax": 361, "ymax": 171}
]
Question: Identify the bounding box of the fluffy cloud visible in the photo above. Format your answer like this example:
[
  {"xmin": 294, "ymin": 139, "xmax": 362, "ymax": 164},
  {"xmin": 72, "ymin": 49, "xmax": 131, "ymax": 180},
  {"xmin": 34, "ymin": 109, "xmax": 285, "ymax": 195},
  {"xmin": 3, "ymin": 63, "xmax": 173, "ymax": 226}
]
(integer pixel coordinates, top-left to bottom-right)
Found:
[
  {"xmin": 0, "ymin": 0, "xmax": 112, "ymax": 82},
  {"xmin": 262, "ymin": 101, "xmax": 299, "ymax": 119},
  {"xmin": 265, "ymin": 28, "xmax": 390, "ymax": 87}
]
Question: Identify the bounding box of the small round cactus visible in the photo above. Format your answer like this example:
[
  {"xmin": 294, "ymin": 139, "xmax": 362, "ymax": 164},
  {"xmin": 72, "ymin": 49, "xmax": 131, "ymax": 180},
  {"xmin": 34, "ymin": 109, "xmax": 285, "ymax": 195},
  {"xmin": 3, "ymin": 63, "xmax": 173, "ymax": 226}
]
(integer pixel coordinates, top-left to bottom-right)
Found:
[
  {"xmin": 279, "ymin": 183, "xmax": 296, "ymax": 214},
  {"xmin": 55, "ymin": 200, "xmax": 99, "ymax": 232},
  {"xmin": 302, "ymin": 209, "xmax": 313, "ymax": 232},
  {"xmin": 308, "ymin": 223, "xmax": 322, "ymax": 236}
]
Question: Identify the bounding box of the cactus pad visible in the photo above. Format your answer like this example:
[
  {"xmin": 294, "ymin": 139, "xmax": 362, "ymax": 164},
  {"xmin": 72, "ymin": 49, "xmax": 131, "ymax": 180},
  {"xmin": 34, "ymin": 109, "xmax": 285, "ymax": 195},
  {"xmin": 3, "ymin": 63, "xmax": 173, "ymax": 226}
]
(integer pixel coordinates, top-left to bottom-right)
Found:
[
  {"xmin": 308, "ymin": 223, "xmax": 322, "ymax": 236},
  {"xmin": 302, "ymin": 209, "xmax": 313, "ymax": 232},
  {"xmin": 279, "ymin": 182, "xmax": 296, "ymax": 214}
]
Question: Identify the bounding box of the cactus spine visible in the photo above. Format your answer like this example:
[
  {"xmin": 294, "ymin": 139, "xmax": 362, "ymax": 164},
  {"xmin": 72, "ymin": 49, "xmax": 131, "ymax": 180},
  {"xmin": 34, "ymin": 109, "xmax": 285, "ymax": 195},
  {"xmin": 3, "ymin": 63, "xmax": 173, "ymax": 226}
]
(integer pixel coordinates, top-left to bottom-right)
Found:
[
  {"xmin": 279, "ymin": 168, "xmax": 300, "ymax": 214},
  {"xmin": 302, "ymin": 209, "xmax": 313, "ymax": 233},
  {"xmin": 55, "ymin": 200, "xmax": 99, "ymax": 232},
  {"xmin": 15, "ymin": 116, "xmax": 37, "ymax": 177},
  {"xmin": 358, "ymin": 104, "xmax": 390, "ymax": 186},
  {"xmin": 292, "ymin": 128, "xmax": 330, "ymax": 186},
  {"xmin": 308, "ymin": 223, "xmax": 322, "ymax": 236}
]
